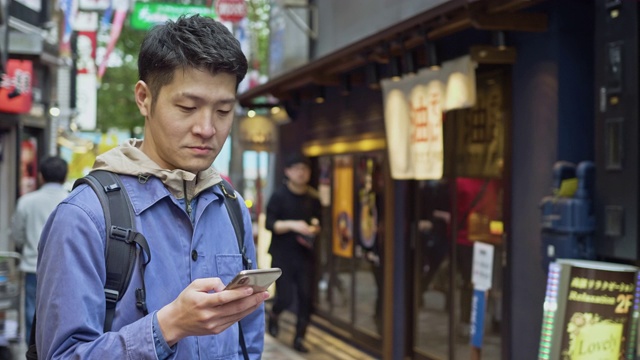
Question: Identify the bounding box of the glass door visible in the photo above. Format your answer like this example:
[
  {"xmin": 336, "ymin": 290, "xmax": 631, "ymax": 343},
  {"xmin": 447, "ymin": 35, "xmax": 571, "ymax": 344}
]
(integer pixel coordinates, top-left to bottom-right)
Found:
[
  {"xmin": 314, "ymin": 152, "xmax": 387, "ymax": 353},
  {"xmin": 413, "ymin": 68, "xmax": 509, "ymax": 359}
]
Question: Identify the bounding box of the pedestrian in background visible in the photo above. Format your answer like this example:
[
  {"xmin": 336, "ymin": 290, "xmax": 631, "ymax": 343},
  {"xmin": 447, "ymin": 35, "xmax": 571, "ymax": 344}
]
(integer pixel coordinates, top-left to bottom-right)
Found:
[
  {"xmin": 34, "ymin": 15, "xmax": 267, "ymax": 359},
  {"xmin": 10, "ymin": 156, "xmax": 68, "ymax": 341},
  {"xmin": 265, "ymin": 152, "xmax": 322, "ymax": 353}
]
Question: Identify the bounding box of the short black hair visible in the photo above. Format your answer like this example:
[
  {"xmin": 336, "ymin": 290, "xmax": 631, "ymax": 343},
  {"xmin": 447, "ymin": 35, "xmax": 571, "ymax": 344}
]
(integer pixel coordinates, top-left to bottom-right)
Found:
[
  {"xmin": 138, "ymin": 14, "xmax": 248, "ymax": 110},
  {"xmin": 285, "ymin": 152, "xmax": 311, "ymax": 168},
  {"xmin": 39, "ymin": 156, "xmax": 68, "ymax": 183}
]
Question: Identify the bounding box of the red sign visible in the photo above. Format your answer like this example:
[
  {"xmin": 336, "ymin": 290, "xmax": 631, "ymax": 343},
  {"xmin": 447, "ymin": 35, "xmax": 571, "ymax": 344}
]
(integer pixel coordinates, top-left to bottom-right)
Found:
[
  {"xmin": 0, "ymin": 59, "xmax": 33, "ymax": 114},
  {"xmin": 215, "ymin": 0, "xmax": 246, "ymax": 23},
  {"xmin": 76, "ymin": 31, "xmax": 97, "ymax": 75}
]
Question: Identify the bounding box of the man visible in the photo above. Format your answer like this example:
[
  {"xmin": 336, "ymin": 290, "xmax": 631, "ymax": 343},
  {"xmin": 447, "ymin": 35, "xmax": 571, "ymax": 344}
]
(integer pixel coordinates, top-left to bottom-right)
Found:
[
  {"xmin": 10, "ymin": 156, "xmax": 68, "ymax": 341},
  {"xmin": 265, "ymin": 153, "xmax": 321, "ymax": 353},
  {"xmin": 35, "ymin": 15, "xmax": 268, "ymax": 359}
]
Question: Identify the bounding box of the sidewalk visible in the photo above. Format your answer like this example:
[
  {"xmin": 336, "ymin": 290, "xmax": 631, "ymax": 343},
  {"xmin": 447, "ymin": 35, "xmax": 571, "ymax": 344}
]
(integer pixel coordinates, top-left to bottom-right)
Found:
[
  {"xmin": 9, "ymin": 312, "xmax": 379, "ymax": 360},
  {"xmin": 263, "ymin": 311, "xmax": 379, "ymax": 360}
]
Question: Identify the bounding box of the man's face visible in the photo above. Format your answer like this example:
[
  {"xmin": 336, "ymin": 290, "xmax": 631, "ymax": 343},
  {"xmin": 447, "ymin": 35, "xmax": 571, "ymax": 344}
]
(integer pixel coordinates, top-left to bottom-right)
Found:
[
  {"xmin": 285, "ymin": 163, "xmax": 311, "ymax": 186},
  {"xmin": 135, "ymin": 68, "xmax": 237, "ymax": 173}
]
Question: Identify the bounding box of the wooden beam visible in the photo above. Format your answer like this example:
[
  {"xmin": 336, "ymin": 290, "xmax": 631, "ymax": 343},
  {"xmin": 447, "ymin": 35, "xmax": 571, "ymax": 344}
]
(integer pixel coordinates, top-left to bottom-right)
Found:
[
  {"xmin": 311, "ymin": 74, "xmax": 340, "ymax": 86},
  {"xmin": 427, "ymin": 15, "xmax": 472, "ymax": 40},
  {"xmin": 279, "ymin": 75, "xmax": 314, "ymax": 92},
  {"xmin": 470, "ymin": 45, "xmax": 517, "ymax": 64},
  {"xmin": 470, "ymin": 11, "xmax": 548, "ymax": 32},
  {"xmin": 324, "ymin": 55, "xmax": 367, "ymax": 75}
]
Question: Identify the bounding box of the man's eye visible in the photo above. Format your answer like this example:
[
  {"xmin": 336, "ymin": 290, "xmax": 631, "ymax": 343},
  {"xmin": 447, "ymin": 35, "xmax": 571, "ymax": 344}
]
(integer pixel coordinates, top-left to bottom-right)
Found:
[{"xmin": 177, "ymin": 105, "xmax": 195, "ymax": 111}]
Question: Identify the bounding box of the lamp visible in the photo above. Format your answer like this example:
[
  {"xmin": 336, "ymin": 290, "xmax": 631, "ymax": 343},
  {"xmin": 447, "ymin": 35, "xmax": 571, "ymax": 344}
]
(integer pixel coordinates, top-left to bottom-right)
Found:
[
  {"xmin": 314, "ymin": 86, "xmax": 325, "ymax": 104},
  {"xmin": 389, "ymin": 55, "xmax": 402, "ymax": 81},
  {"xmin": 426, "ymin": 41, "xmax": 440, "ymax": 70},
  {"xmin": 403, "ymin": 49, "xmax": 416, "ymax": 75}
]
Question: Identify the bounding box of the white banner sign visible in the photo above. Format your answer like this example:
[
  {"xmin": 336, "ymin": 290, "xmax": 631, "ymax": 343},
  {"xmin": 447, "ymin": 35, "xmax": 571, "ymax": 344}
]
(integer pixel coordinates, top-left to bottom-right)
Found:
[
  {"xmin": 75, "ymin": 73, "xmax": 97, "ymax": 130},
  {"xmin": 381, "ymin": 55, "xmax": 477, "ymax": 180},
  {"xmin": 472, "ymin": 241, "xmax": 494, "ymax": 291}
]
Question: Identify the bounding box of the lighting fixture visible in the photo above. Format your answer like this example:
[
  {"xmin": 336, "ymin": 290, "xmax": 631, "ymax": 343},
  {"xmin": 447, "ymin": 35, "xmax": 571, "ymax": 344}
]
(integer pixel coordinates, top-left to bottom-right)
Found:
[
  {"xmin": 389, "ymin": 55, "xmax": 402, "ymax": 81},
  {"xmin": 493, "ymin": 31, "xmax": 507, "ymax": 50},
  {"xmin": 403, "ymin": 49, "xmax": 416, "ymax": 75},
  {"xmin": 426, "ymin": 41, "xmax": 440, "ymax": 70},
  {"xmin": 366, "ymin": 63, "xmax": 380, "ymax": 90},
  {"xmin": 314, "ymin": 86, "xmax": 325, "ymax": 104}
]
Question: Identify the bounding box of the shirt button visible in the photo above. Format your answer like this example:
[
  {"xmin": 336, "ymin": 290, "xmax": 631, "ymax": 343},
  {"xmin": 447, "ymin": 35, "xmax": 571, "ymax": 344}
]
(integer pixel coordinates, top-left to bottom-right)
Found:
[{"xmin": 191, "ymin": 250, "xmax": 198, "ymax": 261}]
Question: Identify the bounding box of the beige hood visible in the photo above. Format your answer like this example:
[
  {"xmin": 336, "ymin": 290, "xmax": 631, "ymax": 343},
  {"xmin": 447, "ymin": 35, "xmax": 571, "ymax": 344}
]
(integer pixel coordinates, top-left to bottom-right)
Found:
[{"xmin": 93, "ymin": 139, "xmax": 222, "ymax": 199}]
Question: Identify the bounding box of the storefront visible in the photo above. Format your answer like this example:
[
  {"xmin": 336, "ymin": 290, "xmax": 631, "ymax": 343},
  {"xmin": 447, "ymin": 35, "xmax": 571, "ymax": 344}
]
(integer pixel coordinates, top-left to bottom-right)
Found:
[
  {"xmin": 239, "ymin": 1, "xmax": 596, "ymax": 358},
  {"xmin": 1, "ymin": 0, "xmax": 60, "ymax": 249}
]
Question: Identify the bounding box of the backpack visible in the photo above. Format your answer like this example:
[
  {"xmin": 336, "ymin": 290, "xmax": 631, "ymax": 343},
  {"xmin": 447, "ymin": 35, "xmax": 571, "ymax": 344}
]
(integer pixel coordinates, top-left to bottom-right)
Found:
[{"xmin": 26, "ymin": 170, "xmax": 251, "ymax": 359}]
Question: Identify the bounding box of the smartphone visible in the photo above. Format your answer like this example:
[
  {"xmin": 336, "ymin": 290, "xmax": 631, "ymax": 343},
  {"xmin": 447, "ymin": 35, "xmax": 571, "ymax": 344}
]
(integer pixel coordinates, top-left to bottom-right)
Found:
[{"xmin": 225, "ymin": 268, "xmax": 282, "ymax": 292}]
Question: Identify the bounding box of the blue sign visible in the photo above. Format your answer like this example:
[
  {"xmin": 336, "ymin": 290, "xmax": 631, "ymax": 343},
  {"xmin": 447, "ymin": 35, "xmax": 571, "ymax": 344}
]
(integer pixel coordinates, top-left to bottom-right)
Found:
[{"xmin": 470, "ymin": 289, "xmax": 486, "ymax": 348}]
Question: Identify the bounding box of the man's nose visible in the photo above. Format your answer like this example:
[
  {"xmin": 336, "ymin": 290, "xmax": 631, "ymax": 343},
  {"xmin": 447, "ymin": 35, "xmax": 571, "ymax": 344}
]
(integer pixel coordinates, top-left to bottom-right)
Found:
[{"xmin": 193, "ymin": 112, "xmax": 216, "ymax": 138}]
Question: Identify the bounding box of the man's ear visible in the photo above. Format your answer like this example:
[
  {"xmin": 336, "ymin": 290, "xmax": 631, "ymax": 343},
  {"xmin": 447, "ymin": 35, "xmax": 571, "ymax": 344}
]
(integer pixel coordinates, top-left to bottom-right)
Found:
[{"xmin": 135, "ymin": 81, "xmax": 151, "ymax": 117}]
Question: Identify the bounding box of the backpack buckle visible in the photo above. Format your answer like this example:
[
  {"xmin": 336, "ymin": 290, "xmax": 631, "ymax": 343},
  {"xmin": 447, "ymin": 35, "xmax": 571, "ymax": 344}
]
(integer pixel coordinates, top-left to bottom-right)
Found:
[
  {"xmin": 104, "ymin": 289, "xmax": 119, "ymax": 305},
  {"xmin": 103, "ymin": 183, "xmax": 121, "ymax": 193},
  {"xmin": 110, "ymin": 226, "xmax": 134, "ymax": 243}
]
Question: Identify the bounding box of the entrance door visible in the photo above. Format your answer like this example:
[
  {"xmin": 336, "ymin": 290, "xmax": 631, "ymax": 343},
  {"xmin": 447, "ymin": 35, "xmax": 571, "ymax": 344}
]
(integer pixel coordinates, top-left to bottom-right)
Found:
[
  {"xmin": 314, "ymin": 152, "xmax": 387, "ymax": 355},
  {"xmin": 412, "ymin": 68, "xmax": 510, "ymax": 359}
]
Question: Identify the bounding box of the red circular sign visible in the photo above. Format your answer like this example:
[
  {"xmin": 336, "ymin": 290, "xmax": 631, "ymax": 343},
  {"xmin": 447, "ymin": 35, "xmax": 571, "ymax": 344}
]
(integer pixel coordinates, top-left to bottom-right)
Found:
[{"xmin": 215, "ymin": 0, "xmax": 247, "ymax": 23}]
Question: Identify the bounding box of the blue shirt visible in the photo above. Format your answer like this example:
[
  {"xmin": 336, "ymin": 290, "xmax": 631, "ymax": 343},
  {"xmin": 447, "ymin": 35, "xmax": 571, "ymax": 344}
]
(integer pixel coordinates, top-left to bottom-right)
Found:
[{"xmin": 36, "ymin": 174, "xmax": 264, "ymax": 359}]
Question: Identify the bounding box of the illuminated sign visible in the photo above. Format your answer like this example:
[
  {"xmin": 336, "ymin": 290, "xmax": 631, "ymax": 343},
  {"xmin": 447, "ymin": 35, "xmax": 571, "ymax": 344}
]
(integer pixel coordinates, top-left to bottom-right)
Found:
[
  {"xmin": 0, "ymin": 59, "xmax": 33, "ymax": 114},
  {"xmin": 538, "ymin": 259, "xmax": 640, "ymax": 360},
  {"xmin": 130, "ymin": 2, "xmax": 216, "ymax": 30}
]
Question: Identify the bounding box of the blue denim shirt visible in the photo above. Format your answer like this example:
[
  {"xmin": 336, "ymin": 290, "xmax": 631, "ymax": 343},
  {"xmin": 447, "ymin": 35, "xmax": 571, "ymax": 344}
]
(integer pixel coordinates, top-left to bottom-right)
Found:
[{"xmin": 36, "ymin": 174, "xmax": 264, "ymax": 359}]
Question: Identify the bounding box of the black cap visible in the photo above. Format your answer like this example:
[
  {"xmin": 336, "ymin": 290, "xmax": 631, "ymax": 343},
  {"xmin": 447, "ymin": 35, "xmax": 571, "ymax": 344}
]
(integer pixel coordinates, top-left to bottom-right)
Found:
[{"xmin": 284, "ymin": 152, "xmax": 311, "ymax": 168}]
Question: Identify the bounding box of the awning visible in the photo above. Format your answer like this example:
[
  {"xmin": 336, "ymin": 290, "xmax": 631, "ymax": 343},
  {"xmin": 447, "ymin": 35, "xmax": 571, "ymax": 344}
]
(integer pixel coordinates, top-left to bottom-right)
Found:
[{"xmin": 238, "ymin": 0, "xmax": 547, "ymax": 108}]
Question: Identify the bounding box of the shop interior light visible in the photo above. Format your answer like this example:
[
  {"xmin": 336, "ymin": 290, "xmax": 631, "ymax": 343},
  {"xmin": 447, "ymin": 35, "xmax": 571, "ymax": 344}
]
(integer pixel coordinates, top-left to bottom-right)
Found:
[
  {"xmin": 247, "ymin": 109, "xmax": 256, "ymax": 118},
  {"xmin": 426, "ymin": 41, "xmax": 440, "ymax": 70},
  {"xmin": 49, "ymin": 106, "xmax": 61, "ymax": 117}
]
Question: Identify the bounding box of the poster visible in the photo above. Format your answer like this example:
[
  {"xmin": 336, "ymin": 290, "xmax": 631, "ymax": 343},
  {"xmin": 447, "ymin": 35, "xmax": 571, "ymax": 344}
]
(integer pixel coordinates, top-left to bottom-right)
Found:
[
  {"xmin": 20, "ymin": 138, "xmax": 38, "ymax": 195},
  {"xmin": 0, "ymin": 59, "xmax": 33, "ymax": 114},
  {"xmin": 357, "ymin": 156, "xmax": 382, "ymax": 250},
  {"xmin": 332, "ymin": 155, "xmax": 353, "ymax": 258},
  {"xmin": 561, "ymin": 264, "xmax": 637, "ymax": 359},
  {"xmin": 318, "ymin": 156, "xmax": 331, "ymax": 207}
]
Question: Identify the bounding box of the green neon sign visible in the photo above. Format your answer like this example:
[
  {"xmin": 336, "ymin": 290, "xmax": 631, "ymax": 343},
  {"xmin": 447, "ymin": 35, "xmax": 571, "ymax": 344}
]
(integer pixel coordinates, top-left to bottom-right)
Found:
[{"xmin": 130, "ymin": 2, "xmax": 217, "ymax": 30}]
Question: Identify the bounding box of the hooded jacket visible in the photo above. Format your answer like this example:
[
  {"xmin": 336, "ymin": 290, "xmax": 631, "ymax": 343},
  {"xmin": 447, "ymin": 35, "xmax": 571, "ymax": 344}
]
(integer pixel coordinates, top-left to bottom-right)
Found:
[{"xmin": 36, "ymin": 139, "xmax": 263, "ymax": 359}]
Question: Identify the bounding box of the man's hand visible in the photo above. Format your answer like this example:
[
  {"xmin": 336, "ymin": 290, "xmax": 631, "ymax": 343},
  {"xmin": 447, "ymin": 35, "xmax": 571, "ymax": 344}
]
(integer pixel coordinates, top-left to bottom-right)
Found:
[
  {"xmin": 275, "ymin": 220, "xmax": 319, "ymax": 236},
  {"xmin": 156, "ymin": 277, "xmax": 270, "ymax": 346}
]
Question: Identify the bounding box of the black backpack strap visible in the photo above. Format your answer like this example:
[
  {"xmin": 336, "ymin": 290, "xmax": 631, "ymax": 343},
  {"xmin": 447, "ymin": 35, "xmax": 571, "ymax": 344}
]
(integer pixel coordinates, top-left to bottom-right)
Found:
[
  {"xmin": 219, "ymin": 179, "xmax": 251, "ymax": 270},
  {"xmin": 218, "ymin": 178, "xmax": 250, "ymax": 360},
  {"xmin": 74, "ymin": 170, "xmax": 151, "ymax": 332}
]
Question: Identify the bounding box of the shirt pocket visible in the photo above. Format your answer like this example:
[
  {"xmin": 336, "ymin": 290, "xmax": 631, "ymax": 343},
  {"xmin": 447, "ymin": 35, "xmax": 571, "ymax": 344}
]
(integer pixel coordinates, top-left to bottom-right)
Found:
[{"xmin": 215, "ymin": 254, "xmax": 244, "ymax": 286}]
